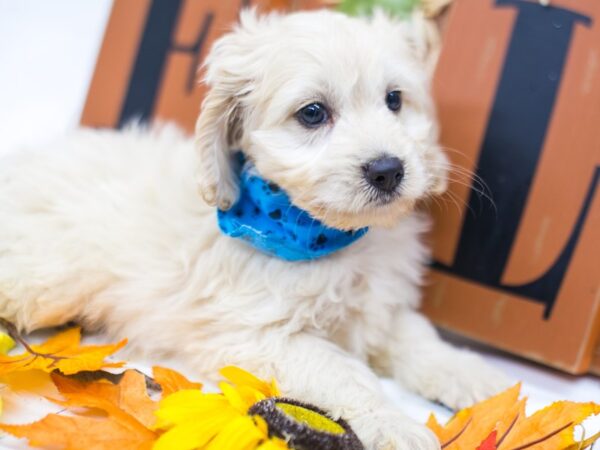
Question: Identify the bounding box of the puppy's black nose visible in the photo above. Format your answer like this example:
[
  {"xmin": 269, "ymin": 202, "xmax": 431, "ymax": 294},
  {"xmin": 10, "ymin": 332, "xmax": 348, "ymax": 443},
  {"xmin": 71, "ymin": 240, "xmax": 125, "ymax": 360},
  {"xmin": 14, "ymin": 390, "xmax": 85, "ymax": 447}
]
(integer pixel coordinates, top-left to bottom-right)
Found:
[{"xmin": 364, "ymin": 156, "xmax": 404, "ymax": 192}]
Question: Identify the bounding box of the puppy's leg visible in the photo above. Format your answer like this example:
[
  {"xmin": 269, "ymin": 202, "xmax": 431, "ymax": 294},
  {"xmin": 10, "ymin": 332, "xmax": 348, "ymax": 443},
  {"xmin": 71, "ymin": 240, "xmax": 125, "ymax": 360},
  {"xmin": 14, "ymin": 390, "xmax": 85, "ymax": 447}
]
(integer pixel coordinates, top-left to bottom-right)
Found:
[
  {"xmin": 379, "ymin": 309, "xmax": 510, "ymax": 410},
  {"xmin": 0, "ymin": 153, "xmax": 113, "ymax": 331},
  {"xmin": 191, "ymin": 332, "xmax": 440, "ymax": 450}
]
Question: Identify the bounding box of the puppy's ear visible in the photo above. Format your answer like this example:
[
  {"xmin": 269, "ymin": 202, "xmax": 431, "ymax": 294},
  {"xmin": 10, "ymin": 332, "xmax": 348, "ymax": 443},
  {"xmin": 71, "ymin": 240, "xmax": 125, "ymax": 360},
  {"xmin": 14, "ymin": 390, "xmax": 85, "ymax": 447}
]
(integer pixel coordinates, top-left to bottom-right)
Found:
[
  {"xmin": 403, "ymin": 10, "xmax": 442, "ymax": 79},
  {"xmin": 195, "ymin": 10, "xmax": 264, "ymax": 210},
  {"xmin": 371, "ymin": 9, "xmax": 441, "ymax": 80}
]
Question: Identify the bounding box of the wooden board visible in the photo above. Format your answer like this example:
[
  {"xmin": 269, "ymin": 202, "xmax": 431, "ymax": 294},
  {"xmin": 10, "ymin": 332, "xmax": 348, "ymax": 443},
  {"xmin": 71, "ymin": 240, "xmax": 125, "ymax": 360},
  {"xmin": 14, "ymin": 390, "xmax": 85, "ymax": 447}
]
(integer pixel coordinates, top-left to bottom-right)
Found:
[
  {"xmin": 81, "ymin": 0, "xmax": 322, "ymax": 132},
  {"xmin": 422, "ymin": 0, "xmax": 600, "ymax": 374},
  {"xmin": 81, "ymin": 0, "xmax": 600, "ymax": 374}
]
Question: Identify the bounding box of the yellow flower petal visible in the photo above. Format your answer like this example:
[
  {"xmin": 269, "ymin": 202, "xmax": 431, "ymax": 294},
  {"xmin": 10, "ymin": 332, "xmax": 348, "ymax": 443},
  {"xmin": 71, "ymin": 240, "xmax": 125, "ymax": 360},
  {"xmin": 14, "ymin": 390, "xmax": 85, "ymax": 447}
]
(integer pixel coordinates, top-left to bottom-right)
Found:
[
  {"xmin": 257, "ymin": 439, "xmax": 289, "ymax": 450},
  {"xmin": 153, "ymin": 414, "xmax": 235, "ymax": 450},
  {"xmin": 220, "ymin": 366, "xmax": 279, "ymax": 397},
  {"xmin": 220, "ymin": 382, "xmax": 251, "ymax": 414},
  {"xmin": 0, "ymin": 333, "xmax": 15, "ymax": 355},
  {"xmin": 154, "ymin": 391, "xmax": 232, "ymax": 429},
  {"xmin": 204, "ymin": 416, "xmax": 266, "ymax": 450}
]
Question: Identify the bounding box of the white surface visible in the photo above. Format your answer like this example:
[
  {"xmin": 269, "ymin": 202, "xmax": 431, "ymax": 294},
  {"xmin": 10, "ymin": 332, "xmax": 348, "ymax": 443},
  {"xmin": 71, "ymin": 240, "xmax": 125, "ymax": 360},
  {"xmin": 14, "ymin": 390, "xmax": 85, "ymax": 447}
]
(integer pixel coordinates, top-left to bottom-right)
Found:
[
  {"xmin": 0, "ymin": 0, "xmax": 112, "ymax": 155},
  {"xmin": 0, "ymin": 1, "xmax": 599, "ymax": 448}
]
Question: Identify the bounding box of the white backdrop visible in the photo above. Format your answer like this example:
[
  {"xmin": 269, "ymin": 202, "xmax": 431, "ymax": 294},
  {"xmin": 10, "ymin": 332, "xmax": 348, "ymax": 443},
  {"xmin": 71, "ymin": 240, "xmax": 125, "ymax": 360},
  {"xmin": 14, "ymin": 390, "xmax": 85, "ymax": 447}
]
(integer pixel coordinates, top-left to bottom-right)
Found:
[{"xmin": 0, "ymin": 0, "xmax": 112, "ymax": 155}]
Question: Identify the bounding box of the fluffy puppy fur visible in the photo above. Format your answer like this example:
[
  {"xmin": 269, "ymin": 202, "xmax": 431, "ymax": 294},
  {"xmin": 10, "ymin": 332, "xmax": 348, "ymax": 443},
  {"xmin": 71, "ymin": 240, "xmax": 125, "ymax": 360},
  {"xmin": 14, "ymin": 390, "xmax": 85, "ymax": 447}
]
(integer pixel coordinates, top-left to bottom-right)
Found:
[{"xmin": 0, "ymin": 9, "xmax": 507, "ymax": 449}]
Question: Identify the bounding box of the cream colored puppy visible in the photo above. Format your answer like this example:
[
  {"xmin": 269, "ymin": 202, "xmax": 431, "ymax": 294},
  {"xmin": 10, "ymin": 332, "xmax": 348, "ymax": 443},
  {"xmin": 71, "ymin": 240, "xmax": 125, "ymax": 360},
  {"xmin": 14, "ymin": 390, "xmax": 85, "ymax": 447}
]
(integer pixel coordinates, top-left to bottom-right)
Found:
[{"xmin": 0, "ymin": 9, "xmax": 507, "ymax": 450}]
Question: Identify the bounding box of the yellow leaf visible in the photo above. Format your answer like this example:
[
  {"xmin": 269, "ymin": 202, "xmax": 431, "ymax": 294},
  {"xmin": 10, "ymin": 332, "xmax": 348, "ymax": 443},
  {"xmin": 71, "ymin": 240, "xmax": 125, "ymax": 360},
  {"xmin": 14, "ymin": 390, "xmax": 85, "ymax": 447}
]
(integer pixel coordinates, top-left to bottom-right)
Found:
[
  {"xmin": 0, "ymin": 332, "xmax": 15, "ymax": 354},
  {"xmin": 0, "ymin": 370, "xmax": 57, "ymax": 396},
  {"xmin": 428, "ymin": 384, "xmax": 522, "ymax": 449},
  {"xmin": 427, "ymin": 384, "xmax": 600, "ymax": 450},
  {"xmin": 426, "ymin": 409, "xmax": 471, "ymax": 444},
  {"xmin": 501, "ymin": 401, "xmax": 600, "ymax": 450},
  {"xmin": 564, "ymin": 430, "xmax": 600, "ymax": 450},
  {"xmin": 0, "ymin": 327, "xmax": 126, "ymax": 375},
  {"xmin": 152, "ymin": 366, "xmax": 202, "ymax": 397}
]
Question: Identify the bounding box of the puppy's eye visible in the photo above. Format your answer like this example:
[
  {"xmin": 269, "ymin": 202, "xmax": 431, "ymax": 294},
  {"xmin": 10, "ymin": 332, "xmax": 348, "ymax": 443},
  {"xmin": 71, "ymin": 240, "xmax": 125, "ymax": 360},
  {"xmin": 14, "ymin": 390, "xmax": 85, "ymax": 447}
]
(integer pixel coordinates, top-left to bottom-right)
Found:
[
  {"xmin": 296, "ymin": 103, "xmax": 329, "ymax": 128},
  {"xmin": 386, "ymin": 90, "xmax": 403, "ymax": 112}
]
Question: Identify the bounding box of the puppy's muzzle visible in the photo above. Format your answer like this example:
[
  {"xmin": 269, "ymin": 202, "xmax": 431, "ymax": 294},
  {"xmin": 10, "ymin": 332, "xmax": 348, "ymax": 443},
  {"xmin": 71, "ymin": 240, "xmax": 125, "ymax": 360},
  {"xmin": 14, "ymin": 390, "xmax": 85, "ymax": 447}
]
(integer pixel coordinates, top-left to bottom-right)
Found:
[{"xmin": 363, "ymin": 156, "xmax": 404, "ymax": 193}]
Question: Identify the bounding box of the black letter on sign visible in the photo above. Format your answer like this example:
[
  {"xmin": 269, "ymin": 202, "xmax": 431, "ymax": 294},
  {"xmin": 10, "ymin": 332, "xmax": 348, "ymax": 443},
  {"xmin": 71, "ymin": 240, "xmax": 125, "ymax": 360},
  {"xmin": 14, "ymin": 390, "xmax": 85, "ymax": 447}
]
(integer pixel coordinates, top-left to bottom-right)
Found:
[
  {"xmin": 434, "ymin": 0, "xmax": 595, "ymax": 318},
  {"xmin": 118, "ymin": 0, "xmax": 248, "ymax": 126}
]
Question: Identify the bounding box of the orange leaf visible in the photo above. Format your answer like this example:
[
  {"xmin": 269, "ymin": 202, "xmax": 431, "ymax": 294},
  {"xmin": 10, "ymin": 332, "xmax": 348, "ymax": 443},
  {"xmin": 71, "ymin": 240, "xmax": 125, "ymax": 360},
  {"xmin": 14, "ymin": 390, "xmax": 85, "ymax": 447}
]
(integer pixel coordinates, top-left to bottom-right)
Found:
[
  {"xmin": 0, "ymin": 413, "xmax": 156, "ymax": 450},
  {"xmin": 478, "ymin": 431, "xmax": 497, "ymax": 450},
  {"xmin": 427, "ymin": 384, "xmax": 600, "ymax": 450},
  {"xmin": 428, "ymin": 384, "xmax": 522, "ymax": 449},
  {"xmin": 0, "ymin": 327, "xmax": 126, "ymax": 375},
  {"xmin": 427, "ymin": 410, "xmax": 471, "ymax": 446},
  {"xmin": 152, "ymin": 366, "xmax": 202, "ymax": 397},
  {"xmin": 0, "ymin": 370, "xmax": 159, "ymax": 449},
  {"xmin": 500, "ymin": 401, "xmax": 600, "ymax": 450},
  {"xmin": 51, "ymin": 370, "xmax": 158, "ymax": 428},
  {"xmin": 564, "ymin": 430, "xmax": 600, "ymax": 450}
]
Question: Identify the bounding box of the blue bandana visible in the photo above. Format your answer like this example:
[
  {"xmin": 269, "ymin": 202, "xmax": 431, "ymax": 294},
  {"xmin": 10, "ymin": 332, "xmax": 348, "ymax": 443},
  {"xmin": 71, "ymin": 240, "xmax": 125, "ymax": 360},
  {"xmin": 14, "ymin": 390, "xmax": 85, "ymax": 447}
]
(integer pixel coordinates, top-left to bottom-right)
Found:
[{"xmin": 217, "ymin": 160, "xmax": 368, "ymax": 261}]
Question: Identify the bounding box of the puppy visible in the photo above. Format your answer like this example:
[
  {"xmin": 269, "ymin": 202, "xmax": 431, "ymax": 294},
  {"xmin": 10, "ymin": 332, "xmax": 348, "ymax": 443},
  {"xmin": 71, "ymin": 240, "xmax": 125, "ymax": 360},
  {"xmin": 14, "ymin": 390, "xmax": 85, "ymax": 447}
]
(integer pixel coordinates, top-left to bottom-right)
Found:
[{"xmin": 0, "ymin": 9, "xmax": 507, "ymax": 449}]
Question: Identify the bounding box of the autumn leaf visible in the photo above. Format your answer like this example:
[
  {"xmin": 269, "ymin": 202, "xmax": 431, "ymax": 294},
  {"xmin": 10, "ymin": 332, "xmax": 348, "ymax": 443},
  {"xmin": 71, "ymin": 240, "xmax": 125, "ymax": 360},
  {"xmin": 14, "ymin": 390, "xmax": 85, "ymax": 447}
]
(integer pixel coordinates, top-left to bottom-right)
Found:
[
  {"xmin": 564, "ymin": 430, "xmax": 600, "ymax": 450},
  {"xmin": 429, "ymin": 384, "xmax": 523, "ymax": 449},
  {"xmin": 0, "ymin": 370, "xmax": 159, "ymax": 450},
  {"xmin": 152, "ymin": 366, "xmax": 202, "ymax": 397},
  {"xmin": 51, "ymin": 370, "xmax": 158, "ymax": 428},
  {"xmin": 500, "ymin": 401, "xmax": 600, "ymax": 450},
  {"xmin": 477, "ymin": 431, "xmax": 497, "ymax": 450},
  {"xmin": 0, "ymin": 412, "xmax": 156, "ymax": 450},
  {"xmin": 0, "ymin": 327, "xmax": 126, "ymax": 375},
  {"xmin": 427, "ymin": 384, "xmax": 600, "ymax": 450}
]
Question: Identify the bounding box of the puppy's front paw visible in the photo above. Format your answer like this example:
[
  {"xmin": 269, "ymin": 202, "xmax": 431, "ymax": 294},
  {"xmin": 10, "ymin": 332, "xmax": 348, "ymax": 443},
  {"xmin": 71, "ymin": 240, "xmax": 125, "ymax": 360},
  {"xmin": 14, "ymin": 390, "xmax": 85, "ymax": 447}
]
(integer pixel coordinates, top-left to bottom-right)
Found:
[
  {"xmin": 422, "ymin": 350, "xmax": 510, "ymax": 410},
  {"xmin": 350, "ymin": 409, "xmax": 440, "ymax": 450}
]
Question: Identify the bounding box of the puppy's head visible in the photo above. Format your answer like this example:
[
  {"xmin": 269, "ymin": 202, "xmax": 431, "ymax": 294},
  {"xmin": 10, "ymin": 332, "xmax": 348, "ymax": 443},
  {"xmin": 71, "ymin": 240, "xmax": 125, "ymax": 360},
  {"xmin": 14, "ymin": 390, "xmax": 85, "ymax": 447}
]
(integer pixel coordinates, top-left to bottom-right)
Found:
[{"xmin": 196, "ymin": 9, "xmax": 448, "ymax": 229}]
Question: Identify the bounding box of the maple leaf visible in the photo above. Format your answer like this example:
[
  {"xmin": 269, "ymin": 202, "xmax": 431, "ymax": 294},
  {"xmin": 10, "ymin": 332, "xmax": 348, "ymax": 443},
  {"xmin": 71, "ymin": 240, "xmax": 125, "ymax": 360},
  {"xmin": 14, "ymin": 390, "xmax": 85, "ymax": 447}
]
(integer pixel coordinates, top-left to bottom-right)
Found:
[
  {"xmin": 0, "ymin": 411, "xmax": 156, "ymax": 450},
  {"xmin": 152, "ymin": 366, "xmax": 202, "ymax": 397},
  {"xmin": 500, "ymin": 401, "xmax": 600, "ymax": 450},
  {"xmin": 427, "ymin": 384, "xmax": 600, "ymax": 450},
  {"xmin": 477, "ymin": 431, "xmax": 497, "ymax": 450},
  {"xmin": 51, "ymin": 370, "xmax": 158, "ymax": 428},
  {"xmin": 0, "ymin": 370, "xmax": 159, "ymax": 450},
  {"xmin": 0, "ymin": 363, "xmax": 206, "ymax": 450},
  {"xmin": 0, "ymin": 327, "xmax": 126, "ymax": 375}
]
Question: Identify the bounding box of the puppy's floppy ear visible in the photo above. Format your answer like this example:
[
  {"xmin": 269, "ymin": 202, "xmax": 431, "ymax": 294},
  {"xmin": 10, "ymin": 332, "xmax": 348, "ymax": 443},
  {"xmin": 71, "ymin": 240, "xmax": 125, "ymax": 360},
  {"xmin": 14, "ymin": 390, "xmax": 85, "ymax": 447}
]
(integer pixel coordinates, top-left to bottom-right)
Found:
[{"xmin": 195, "ymin": 10, "xmax": 264, "ymax": 210}]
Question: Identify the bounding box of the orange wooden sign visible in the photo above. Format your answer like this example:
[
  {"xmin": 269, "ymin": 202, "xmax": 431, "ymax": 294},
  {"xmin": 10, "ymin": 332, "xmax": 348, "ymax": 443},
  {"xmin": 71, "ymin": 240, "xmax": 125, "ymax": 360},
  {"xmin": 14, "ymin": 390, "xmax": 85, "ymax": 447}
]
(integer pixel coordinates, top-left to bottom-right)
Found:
[
  {"xmin": 423, "ymin": 0, "xmax": 600, "ymax": 374},
  {"xmin": 82, "ymin": 0, "xmax": 600, "ymax": 373},
  {"xmin": 81, "ymin": 0, "xmax": 322, "ymax": 132}
]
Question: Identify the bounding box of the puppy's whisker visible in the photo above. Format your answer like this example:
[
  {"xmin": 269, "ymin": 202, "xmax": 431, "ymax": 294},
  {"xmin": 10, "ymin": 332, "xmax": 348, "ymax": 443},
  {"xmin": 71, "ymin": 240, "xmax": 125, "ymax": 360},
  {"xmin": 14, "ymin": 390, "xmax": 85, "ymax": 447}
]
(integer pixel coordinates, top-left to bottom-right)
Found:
[{"xmin": 428, "ymin": 158, "xmax": 496, "ymax": 214}]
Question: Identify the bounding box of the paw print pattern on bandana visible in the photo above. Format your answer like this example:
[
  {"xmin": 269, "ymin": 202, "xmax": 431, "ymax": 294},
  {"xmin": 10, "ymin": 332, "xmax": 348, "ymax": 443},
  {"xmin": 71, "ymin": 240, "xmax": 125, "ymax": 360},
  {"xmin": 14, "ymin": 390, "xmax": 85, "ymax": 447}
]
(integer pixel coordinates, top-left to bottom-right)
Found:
[{"xmin": 217, "ymin": 158, "xmax": 368, "ymax": 261}]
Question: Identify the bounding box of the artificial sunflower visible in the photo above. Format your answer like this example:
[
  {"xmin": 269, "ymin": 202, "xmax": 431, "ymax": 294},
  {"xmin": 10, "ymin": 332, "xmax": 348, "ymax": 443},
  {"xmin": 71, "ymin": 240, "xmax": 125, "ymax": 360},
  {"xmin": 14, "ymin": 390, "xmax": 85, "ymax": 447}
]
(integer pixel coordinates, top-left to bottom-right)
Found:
[{"xmin": 152, "ymin": 366, "xmax": 362, "ymax": 450}]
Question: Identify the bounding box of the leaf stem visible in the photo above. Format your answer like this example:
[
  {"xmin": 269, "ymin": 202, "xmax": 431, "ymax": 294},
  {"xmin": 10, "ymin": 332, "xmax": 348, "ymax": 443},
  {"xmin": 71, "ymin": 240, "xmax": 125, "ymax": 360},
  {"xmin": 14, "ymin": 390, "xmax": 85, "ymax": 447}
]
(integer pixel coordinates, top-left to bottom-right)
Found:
[{"xmin": 0, "ymin": 318, "xmax": 65, "ymax": 362}]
